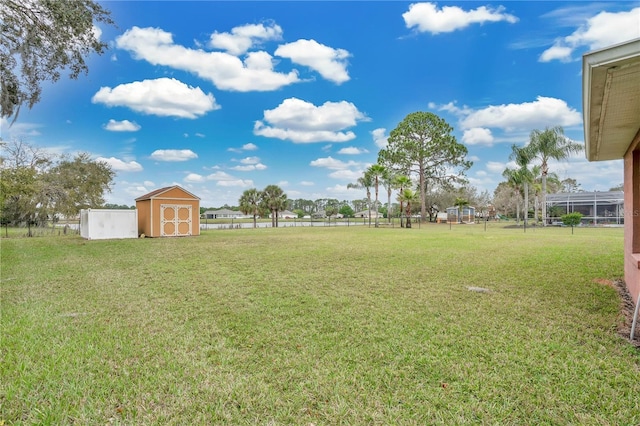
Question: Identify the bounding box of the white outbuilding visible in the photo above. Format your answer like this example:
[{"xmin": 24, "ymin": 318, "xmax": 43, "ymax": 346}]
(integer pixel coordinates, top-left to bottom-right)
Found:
[{"xmin": 80, "ymin": 209, "xmax": 138, "ymax": 240}]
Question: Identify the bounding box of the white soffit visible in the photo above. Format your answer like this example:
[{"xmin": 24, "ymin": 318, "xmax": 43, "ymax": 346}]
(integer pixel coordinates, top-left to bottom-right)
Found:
[{"xmin": 583, "ymin": 38, "xmax": 640, "ymax": 161}]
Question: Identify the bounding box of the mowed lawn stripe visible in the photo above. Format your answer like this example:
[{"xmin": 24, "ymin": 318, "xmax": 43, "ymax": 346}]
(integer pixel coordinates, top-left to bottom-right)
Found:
[{"xmin": 1, "ymin": 225, "xmax": 638, "ymax": 424}]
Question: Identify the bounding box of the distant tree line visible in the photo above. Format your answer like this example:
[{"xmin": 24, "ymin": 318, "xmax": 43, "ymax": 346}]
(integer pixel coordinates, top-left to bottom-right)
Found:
[
  {"xmin": 203, "ymin": 198, "xmax": 369, "ymax": 219},
  {"xmin": 0, "ymin": 140, "xmax": 115, "ymax": 236},
  {"xmin": 103, "ymin": 204, "xmax": 136, "ymax": 210}
]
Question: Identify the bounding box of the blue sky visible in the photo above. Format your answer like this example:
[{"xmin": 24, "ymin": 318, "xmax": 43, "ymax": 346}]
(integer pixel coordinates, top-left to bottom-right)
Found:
[{"xmin": 2, "ymin": 1, "xmax": 639, "ymax": 207}]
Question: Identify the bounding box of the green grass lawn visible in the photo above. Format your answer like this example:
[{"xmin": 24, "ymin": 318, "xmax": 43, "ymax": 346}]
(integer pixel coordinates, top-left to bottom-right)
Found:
[{"xmin": 2, "ymin": 224, "xmax": 639, "ymax": 424}]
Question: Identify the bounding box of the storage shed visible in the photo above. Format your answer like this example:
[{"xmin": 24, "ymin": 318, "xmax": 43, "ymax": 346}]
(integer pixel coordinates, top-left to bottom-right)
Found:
[
  {"xmin": 80, "ymin": 209, "xmax": 138, "ymax": 240},
  {"xmin": 446, "ymin": 206, "xmax": 475, "ymax": 223},
  {"xmin": 135, "ymin": 186, "xmax": 200, "ymax": 237}
]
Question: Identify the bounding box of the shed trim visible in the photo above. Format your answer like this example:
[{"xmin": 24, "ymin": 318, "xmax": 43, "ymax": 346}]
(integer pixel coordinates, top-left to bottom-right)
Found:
[{"xmin": 135, "ymin": 185, "xmax": 201, "ymax": 201}]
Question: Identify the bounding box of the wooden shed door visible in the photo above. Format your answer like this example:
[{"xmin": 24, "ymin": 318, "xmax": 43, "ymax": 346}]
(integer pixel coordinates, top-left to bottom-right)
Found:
[{"xmin": 160, "ymin": 204, "xmax": 192, "ymax": 236}]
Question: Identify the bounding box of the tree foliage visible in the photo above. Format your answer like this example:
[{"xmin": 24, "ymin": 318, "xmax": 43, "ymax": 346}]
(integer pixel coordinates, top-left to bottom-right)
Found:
[
  {"xmin": 397, "ymin": 188, "xmax": 419, "ymax": 229},
  {"xmin": 239, "ymin": 188, "xmax": 262, "ymax": 228},
  {"xmin": 453, "ymin": 197, "xmax": 469, "ymax": 223},
  {"xmin": 508, "ymin": 144, "xmax": 537, "ymax": 225},
  {"xmin": 392, "ymin": 175, "xmax": 412, "ymax": 228},
  {"xmin": 347, "ymin": 173, "xmax": 374, "ymax": 225},
  {"xmin": 0, "ymin": 140, "xmax": 114, "ymax": 232},
  {"xmin": 378, "ymin": 111, "xmax": 471, "ymax": 222},
  {"xmin": 261, "ymin": 184, "xmax": 287, "ymax": 228},
  {"xmin": 502, "ymin": 166, "xmax": 526, "ymax": 223},
  {"xmin": 609, "ymin": 183, "xmax": 624, "ymax": 192},
  {"xmin": 339, "ymin": 205, "xmax": 354, "ymax": 218},
  {"xmin": 50, "ymin": 153, "xmax": 115, "ymax": 217},
  {"xmin": 560, "ymin": 178, "xmax": 582, "ymax": 193},
  {"xmin": 561, "ymin": 212, "xmax": 583, "ymax": 234},
  {"xmin": 379, "ymin": 169, "xmax": 395, "ymax": 224},
  {"xmin": 1, "ymin": 0, "xmax": 113, "ymax": 121},
  {"xmin": 525, "ymin": 126, "xmax": 583, "ymax": 225},
  {"xmin": 366, "ymin": 164, "xmax": 387, "ymax": 227},
  {"xmin": 324, "ymin": 205, "xmax": 338, "ymax": 219}
]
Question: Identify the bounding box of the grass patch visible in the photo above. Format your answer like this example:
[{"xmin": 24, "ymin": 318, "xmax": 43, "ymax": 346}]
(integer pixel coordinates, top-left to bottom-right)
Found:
[{"xmin": 1, "ymin": 225, "xmax": 639, "ymax": 424}]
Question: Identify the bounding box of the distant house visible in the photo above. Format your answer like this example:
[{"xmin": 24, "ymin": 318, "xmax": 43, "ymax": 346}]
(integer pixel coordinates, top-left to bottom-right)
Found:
[
  {"xmin": 312, "ymin": 210, "xmax": 344, "ymax": 219},
  {"xmin": 583, "ymin": 38, "xmax": 640, "ymax": 305},
  {"xmin": 203, "ymin": 209, "xmax": 248, "ymax": 219},
  {"xmin": 353, "ymin": 209, "xmax": 382, "ymax": 219},
  {"xmin": 278, "ymin": 210, "xmax": 298, "ymax": 219}
]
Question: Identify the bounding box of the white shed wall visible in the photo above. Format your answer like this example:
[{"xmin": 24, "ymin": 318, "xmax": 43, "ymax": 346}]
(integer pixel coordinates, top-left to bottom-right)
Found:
[{"xmin": 80, "ymin": 209, "xmax": 138, "ymax": 240}]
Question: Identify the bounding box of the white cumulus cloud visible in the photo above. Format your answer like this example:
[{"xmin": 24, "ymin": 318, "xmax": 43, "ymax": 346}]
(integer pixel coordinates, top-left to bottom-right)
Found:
[
  {"xmin": 232, "ymin": 164, "xmax": 267, "ymax": 171},
  {"xmin": 539, "ymin": 45, "xmax": 574, "ymax": 63},
  {"xmin": 228, "ymin": 142, "xmax": 259, "ymax": 153},
  {"xmin": 462, "ymin": 128, "xmax": 494, "ymax": 146},
  {"xmin": 275, "ymin": 39, "xmax": 351, "ymax": 84},
  {"xmin": 217, "ymin": 179, "xmax": 254, "ymax": 188},
  {"xmin": 459, "ymin": 96, "xmax": 582, "ymax": 131},
  {"xmin": 310, "ymin": 156, "xmax": 365, "ymax": 171},
  {"xmin": 242, "ymin": 143, "xmax": 258, "ymax": 151},
  {"xmin": 329, "ymin": 169, "xmax": 364, "ymax": 180},
  {"xmin": 209, "ymin": 22, "xmax": 283, "ymax": 56},
  {"xmin": 231, "ymin": 156, "xmax": 267, "ymax": 171},
  {"xmin": 116, "ymin": 26, "xmax": 299, "ymax": 92},
  {"xmin": 150, "ymin": 149, "xmax": 198, "ymax": 162},
  {"xmin": 540, "ymin": 7, "xmax": 640, "ymax": 62},
  {"xmin": 371, "ymin": 128, "xmax": 388, "ymax": 149},
  {"xmin": 403, "ymin": 2, "xmax": 518, "ymax": 34},
  {"xmin": 184, "ymin": 171, "xmax": 253, "ymax": 187},
  {"xmin": 254, "ymin": 97, "xmax": 368, "ymax": 143},
  {"xmin": 239, "ymin": 156, "xmax": 260, "ymax": 164},
  {"xmin": 96, "ymin": 157, "xmax": 143, "ymax": 172},
  {"xmin": 92, "ymin": 78, "xmax": 219, "ymax": 118},
  {"xmin": 338, "ymin": 147, "xmax": 369, "ymax": 155},
  {"xmin": 103, "ymin": 119, "xmax": 141, "ymax": 132},
  {"xmin": 184, "ymin": 173, "xmax": 206, "ymax": 183}
]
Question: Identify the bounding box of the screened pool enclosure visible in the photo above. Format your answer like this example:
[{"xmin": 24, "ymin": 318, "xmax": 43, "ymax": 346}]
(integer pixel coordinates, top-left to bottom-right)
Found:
[{"xmin": 545, "ymin": 191, "xmax": 624, "ymax": 225}]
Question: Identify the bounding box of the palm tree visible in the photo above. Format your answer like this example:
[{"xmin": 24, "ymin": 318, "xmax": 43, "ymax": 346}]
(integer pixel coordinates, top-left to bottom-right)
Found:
[
  {"xmin": 529, "ymin": 164, "xmax": 542, "ymax": 223},
  {"xmin": 367, "ymin": 164, "xmax": 386, "ymax": 227},
  {"xmin": 392, "ymin": 175, "xmax": 412, "ymax": 228},
  {"xmin": 509, "ymin": 144, "xmax": 535, "ymax": 227},
  {"xmin": 526, "ymin": 126, "xmax": 583, "ymax": 225},
  {"xmin": 502, "ymin": 167, "xmax": 525, "ymax": 224},
  {"xmin": 261, "ymin": 184, "xmax": 287, "ymax": 228},
  {"xmin": 454, "ymin": 197, "xmax": 469, "ymax": 223},
  {"xmin": 380, "ymin": 170, "xmax": 394, "ymax": 224},
  {"xmin": 347, "ymin": 172, "xmax": 374, "ymax": 226},
  {"xmin": 397, "ymin": 188, "xmax": 418, "ymax": 228},
  {"xmin": 239, "ymin": 188, "xmax": 261, "ymax": 228}
]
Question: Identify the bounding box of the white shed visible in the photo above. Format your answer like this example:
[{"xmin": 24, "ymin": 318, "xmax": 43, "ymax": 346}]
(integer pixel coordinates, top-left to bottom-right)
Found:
[{"xmin": 80, "ymin": 209, "xmax": 138, "ymax": 240}]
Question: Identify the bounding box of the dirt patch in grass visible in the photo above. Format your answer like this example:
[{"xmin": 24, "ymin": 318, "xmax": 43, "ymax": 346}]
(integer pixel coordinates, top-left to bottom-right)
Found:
[{"xmin": 595, "ymin": 278, "xmax": 640, "ymax": 348}]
